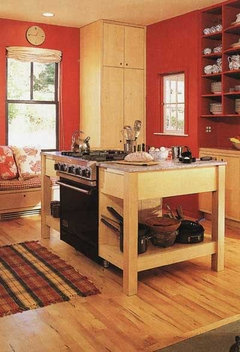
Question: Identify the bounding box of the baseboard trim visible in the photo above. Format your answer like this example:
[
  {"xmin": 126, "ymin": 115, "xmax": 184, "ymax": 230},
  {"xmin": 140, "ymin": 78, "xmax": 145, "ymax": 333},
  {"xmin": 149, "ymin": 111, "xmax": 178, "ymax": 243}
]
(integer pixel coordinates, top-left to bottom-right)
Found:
[
  {"xmin": 203, "ymin": 212, "xmax": 240, "ymax": 230},
  {"xmin": 0, "ymin": 209, "xmax": 41, "ymax": 221}
]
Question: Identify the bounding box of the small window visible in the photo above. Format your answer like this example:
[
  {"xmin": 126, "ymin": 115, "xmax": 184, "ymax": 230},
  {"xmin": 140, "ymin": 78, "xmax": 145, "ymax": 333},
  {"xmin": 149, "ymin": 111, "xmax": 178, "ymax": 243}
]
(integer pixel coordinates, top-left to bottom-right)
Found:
[{"xmin": 162, "ymin": 72, "xmax": 185, "ymax": 135}]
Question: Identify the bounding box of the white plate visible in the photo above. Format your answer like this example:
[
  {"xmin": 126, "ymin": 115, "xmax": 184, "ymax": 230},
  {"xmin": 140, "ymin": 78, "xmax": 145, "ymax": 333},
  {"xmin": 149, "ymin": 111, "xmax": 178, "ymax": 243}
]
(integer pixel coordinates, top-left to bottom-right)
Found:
[
  {"xmin": 231, "ymin": 42, "xmax": 240, "ymax": 47},
  {"xmin": 231, "ymin": 20, "xmax": 240, "ymax": 26}
]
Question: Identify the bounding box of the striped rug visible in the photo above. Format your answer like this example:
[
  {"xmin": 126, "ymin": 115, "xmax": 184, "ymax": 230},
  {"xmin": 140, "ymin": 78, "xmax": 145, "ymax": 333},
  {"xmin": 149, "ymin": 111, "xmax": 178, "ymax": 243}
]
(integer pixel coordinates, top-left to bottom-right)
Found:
[{"xmin": 0, "ymin": 241, "xmax": 100, "ymax": 317}]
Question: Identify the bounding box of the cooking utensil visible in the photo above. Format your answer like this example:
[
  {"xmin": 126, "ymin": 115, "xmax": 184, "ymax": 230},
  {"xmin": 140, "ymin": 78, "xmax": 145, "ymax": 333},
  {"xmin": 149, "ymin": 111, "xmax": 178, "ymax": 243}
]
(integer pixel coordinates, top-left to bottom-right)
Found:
[
  {"xmin": 176, "ymin": 205, "xmax": 184, "ymax": 220},
  {"xmin": 101, "ymin": 214, "xmax": 121, "ymax": 231},
  {"xmin": 123, "ymin": 125, "xmax": 133, "ymax": 141},
  {"xmin": 101, "ymin": 218, "xmax": 120, "ymax": 233},
  {"xmin": 166, "ymin": 204, "xmax": 175, "ymax": 219},
  {"xmin": 176, "ymin": 220, "xmax": 204, "ymax": 244},
  {"xmin": 107, "ymin": 206, "xmax": 123, "ymax": 223},
  {"xmin": 133, "ymin": 120, "xmax": 142, "ymax": 140},
  {"xmin": 105, "ymin": 206, "xmax": 151, "ymax": 254}
]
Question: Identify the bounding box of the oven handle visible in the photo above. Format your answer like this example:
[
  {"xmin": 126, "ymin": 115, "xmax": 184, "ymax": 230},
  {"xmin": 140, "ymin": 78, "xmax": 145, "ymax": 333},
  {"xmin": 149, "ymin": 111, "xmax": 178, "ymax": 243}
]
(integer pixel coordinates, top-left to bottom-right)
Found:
[{"xmin": 56, "ymin": 181, "xmax": 93, "ymax": 195}]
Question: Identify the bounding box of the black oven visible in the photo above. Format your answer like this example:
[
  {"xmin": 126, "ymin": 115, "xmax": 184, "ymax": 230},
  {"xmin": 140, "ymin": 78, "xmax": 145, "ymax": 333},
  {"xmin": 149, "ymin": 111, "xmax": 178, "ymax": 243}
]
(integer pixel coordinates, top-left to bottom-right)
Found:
[{"xmin": 57, "ymin": 176, "xmax": 99, "ymax": 262}]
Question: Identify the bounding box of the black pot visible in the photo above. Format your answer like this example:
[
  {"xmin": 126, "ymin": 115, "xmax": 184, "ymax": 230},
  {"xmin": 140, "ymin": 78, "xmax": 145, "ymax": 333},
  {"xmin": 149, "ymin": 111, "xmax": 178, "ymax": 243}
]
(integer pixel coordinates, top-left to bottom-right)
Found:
[
  {"xmin": 176, "ymin": 220, "xmax": 204, "ymax": 244},
  {"xmin": 120, "ymin": 223, "xmax": 151, "ymax": 254}
]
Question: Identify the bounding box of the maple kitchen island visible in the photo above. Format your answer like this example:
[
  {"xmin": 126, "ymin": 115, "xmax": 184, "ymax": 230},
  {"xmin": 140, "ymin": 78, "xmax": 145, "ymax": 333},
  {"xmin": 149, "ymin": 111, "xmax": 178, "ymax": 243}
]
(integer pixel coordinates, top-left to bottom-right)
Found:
[{"xmin": 98, "ymin": 159, "xmax": 226, "ymax": 296}]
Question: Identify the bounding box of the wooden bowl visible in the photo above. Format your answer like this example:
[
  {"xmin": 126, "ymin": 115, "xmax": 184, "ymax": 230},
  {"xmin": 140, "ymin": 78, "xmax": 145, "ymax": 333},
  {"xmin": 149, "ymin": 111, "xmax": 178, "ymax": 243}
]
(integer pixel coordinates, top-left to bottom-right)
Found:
[{"xmin": 145, "ymin": 216, "xmax": 181, "ymax": 234}]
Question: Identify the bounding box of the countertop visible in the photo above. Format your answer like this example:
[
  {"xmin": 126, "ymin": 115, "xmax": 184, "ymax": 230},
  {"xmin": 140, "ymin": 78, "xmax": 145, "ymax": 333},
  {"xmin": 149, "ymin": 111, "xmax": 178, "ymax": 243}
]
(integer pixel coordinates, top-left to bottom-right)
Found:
[
  {"xmin": 98, "ymin": 159, "xmax": 227, "ymax": 173},
  {"xmin": 41, "ymin": 151, "xmax": 227, "ymax": 173}
]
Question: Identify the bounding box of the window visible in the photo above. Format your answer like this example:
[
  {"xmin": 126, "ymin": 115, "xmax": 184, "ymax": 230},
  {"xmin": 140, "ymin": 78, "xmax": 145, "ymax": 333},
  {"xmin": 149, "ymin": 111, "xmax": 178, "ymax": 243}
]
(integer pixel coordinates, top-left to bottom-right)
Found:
[
  {"xmin": 162, "ymin": 72, "xmax": 185, "ymax": 135},
  {"xmin": 7, "ymin": 58, "xmax": 59, "ymax": 149}
]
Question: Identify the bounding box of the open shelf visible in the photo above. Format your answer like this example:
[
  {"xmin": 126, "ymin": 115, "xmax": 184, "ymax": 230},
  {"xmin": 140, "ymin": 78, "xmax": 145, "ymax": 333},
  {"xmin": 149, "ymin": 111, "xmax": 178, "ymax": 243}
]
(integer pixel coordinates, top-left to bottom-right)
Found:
[
  {"xmin": 99, "ymin": 236, "xmax": 216, "ymax": 272},
  {"xmin": 201, "ymin": 1, "xmax": 240, "ymax": 121}
]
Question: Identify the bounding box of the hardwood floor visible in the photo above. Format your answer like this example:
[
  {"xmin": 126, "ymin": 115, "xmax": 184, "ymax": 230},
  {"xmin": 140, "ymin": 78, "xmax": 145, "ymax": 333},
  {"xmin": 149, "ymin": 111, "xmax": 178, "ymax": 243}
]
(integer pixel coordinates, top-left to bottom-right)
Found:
[{"xmin": 0, "ymin": 216, "xmax": 239, "ymax": 352}]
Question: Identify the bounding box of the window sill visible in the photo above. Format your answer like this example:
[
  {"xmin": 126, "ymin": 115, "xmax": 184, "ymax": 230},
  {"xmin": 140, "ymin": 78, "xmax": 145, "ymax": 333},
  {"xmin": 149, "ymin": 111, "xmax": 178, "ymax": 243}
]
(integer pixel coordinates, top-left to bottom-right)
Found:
[{"xmin": 154, "ymin": 132, "xmax": 189, "ymax": 137}]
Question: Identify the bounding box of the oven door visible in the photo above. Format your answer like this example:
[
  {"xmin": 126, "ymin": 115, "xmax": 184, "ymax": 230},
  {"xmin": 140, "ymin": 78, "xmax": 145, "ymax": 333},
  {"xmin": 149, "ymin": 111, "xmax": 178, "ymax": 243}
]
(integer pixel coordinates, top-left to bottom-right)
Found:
[{"xmin": 58, "ymin": 177, "xmax": 99, "ymax": 261}]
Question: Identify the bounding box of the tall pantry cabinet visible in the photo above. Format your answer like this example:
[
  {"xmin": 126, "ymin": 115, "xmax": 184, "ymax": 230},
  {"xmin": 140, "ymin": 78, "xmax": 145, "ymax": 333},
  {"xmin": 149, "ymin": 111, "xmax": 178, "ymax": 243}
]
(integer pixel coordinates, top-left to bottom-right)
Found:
[{"xmin": 80, "ymin": 20, "xmax": 146, "ymax": 149}]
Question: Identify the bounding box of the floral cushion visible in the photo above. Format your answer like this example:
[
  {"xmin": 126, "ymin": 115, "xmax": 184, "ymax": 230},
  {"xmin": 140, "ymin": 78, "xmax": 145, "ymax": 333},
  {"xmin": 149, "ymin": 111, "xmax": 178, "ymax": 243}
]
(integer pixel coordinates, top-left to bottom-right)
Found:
[
  {"xmin": 10, "ymin": 146, "xmax": 41, "ymax": 180},
  {"xmin": 0, "ymin": 146, "xmax": 18, "ymax": 180}
]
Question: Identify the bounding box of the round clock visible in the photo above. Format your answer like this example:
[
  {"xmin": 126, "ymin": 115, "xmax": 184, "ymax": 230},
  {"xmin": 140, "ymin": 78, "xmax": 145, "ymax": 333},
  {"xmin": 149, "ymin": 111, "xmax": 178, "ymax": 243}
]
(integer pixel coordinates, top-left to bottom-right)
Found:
[{"xmin": 26, "ymin": 26, "xmax": 46, "ymax": 46}]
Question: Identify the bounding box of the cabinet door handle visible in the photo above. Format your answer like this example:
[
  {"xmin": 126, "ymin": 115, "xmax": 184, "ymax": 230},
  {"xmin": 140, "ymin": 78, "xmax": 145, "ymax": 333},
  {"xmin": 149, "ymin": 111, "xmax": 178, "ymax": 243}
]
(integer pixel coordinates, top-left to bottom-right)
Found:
[
  {"xmin": 126, "ymin": 63, "xmax": 128, "ymax": 66},
  {"xmin": 120, "ymin": 62, "xmax": 123, "ymax": 65}
]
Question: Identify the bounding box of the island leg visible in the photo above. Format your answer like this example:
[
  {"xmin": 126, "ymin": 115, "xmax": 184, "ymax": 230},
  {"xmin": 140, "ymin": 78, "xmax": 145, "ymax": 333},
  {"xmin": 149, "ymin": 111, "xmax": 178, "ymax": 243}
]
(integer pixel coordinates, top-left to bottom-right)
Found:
[
  {"xmin": 211, "ymin": 165, "xmax": 225, "ymax": 271},
  {"xmin": 123, "ymin": 173, "xmax": 138, "ymax": 295},
  {"xmin": 41, "ymin": 154, "xmax": 51, "ymax": 239}
]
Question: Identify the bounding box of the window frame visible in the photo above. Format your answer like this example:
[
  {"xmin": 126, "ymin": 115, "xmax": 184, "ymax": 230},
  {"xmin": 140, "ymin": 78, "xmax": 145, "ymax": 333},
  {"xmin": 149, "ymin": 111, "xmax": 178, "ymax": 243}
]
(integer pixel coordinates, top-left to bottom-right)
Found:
[
  {"xmin": 155, "ymin": 71, "xmax": 188, "ymax": 137},
  {"xmin": 5, "ymin": 59, "xmax": 59, "ymax": 150}
]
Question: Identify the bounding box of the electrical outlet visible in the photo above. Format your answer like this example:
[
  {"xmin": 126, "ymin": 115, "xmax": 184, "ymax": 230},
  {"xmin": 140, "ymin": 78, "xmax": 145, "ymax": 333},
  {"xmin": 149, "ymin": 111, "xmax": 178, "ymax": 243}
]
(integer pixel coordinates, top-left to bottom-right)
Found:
[{"xmin": 205, "ymin": 126, "xmax": 212, "ymax": 133}]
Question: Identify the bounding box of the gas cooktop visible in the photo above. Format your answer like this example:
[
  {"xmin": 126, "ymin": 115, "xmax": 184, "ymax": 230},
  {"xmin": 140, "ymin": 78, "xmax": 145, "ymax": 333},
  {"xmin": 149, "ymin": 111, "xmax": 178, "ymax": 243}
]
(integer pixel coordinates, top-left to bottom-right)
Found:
[{"xmin": 61, "ymin": 150, "xmax": 126, "ymax": 161}]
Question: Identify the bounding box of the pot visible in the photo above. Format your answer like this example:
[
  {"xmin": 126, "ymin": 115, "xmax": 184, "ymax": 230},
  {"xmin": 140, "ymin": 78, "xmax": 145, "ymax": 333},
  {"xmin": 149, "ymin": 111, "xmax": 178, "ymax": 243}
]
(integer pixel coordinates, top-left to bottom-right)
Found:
[
  {"xmin": 104, "ymin": 207, "xmax": 151, "ymax": 254},
  {"xmin": 119, "ymin": 223, "xmax": 151, "ymax": 254},
  {"xmin": 176, "ymin": 220, "xmax": 204, "ymax": 244}
]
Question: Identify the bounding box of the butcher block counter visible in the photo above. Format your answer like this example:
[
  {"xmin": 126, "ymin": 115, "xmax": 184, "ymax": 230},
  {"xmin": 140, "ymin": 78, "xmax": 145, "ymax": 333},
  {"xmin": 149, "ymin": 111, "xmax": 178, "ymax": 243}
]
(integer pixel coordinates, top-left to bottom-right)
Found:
[{"xmin": 98, "ymin": 159, "xmax": 226, "ymax": 296}]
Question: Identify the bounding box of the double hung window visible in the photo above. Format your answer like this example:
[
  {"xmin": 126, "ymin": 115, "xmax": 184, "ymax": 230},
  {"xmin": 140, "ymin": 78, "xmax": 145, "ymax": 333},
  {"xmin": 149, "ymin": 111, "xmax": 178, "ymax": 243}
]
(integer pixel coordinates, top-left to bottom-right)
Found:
[
  {"xmin": 6, "ymin": 47, "xmax": 61, "ymax": 149},
  {"xmin": 162, "ymin": 72, "xmax": 185, "ymax": 135}
]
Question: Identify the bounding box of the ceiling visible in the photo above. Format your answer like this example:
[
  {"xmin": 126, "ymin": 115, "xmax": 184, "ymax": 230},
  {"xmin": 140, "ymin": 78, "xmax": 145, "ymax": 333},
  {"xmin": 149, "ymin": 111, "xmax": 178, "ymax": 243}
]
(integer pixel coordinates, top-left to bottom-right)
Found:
[{"xmin": 0, "ymin": 0, "xmax": 224, "ymax": 28}]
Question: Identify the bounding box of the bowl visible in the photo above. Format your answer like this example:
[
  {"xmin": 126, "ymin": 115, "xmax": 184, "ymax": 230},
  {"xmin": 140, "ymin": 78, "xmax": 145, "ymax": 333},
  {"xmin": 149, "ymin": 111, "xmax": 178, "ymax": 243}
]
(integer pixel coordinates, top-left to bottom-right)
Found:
[
  {"xmin": 232, "ymin": 142, "xmax": 240, "ymax": 150},
  {"xmin": 151, "ymin": 231, "xmax": 178, "ymax": 247},
  {"xmin": 145, "ymin": 216, "xmax": 181, "ymax": 233}
]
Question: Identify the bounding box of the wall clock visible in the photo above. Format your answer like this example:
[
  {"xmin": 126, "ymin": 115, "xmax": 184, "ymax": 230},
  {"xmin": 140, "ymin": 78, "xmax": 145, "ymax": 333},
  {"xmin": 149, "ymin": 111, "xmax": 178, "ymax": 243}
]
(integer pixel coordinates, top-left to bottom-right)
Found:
[{"xmin": 26, "ymin": 26, "xmax": 46, "ymax": 46}]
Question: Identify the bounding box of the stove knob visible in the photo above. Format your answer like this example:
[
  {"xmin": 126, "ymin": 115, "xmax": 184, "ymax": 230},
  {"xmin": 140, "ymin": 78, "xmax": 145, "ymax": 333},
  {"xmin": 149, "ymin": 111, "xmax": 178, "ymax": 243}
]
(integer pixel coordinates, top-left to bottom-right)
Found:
[
  {"xmin": 81, "ymin": 168, "xmax": 86, "ymax": 177},
  {"xmin": 75, "ymin": 167, "xmax": 82, "ymax": 176},
  {"xmin": 84, "ymin": 168, "xmax": 91, "ymax": 178},
  {"xmin": 60, "ymin": 163, "xmax": 67, "ymax": 172},
  {"xmin": 54, "ymin": 163, "xmax": 60, "ymax": 171},
  {"xmin": 68, "ymin": 165, "xmax": 75, "ymax": 174}
]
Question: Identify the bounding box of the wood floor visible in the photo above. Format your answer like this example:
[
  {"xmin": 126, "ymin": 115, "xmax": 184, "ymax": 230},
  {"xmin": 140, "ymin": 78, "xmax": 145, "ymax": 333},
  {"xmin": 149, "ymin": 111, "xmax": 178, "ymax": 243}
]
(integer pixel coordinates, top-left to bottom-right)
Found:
[{"xmin": 0, "ymin": 216, "xmax": 239, "ymax": 352}]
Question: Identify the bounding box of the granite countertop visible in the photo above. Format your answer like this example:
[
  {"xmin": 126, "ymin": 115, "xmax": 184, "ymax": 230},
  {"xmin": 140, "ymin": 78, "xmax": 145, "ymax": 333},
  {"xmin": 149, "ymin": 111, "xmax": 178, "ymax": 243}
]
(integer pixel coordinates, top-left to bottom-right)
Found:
[{"xmin": 98, "ymin": 159, "xmax": 227, "ymax": 173}]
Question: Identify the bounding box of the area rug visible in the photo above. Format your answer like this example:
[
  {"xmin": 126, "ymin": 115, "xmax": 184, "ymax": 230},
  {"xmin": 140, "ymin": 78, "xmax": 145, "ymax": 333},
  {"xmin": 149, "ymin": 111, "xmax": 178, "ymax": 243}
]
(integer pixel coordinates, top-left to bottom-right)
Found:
[
  {"xmin": 0, "ymin": 241, "xmax": 100, "ymax": 317},
  {"xmin": 157, "ymin": 319, "xmax": 240, "ymax": 352}
]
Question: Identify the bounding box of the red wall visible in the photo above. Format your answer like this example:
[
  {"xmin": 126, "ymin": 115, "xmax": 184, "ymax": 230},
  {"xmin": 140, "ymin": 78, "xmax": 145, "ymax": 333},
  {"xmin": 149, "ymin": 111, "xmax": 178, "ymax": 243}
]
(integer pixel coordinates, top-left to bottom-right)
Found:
[
  {"xmin": 146, "ymin": 11, "xmax": 201, "ymax": 218},
  {"xmin": 0, "ymin": 18, "xmax": 80, "ymax": 150}
]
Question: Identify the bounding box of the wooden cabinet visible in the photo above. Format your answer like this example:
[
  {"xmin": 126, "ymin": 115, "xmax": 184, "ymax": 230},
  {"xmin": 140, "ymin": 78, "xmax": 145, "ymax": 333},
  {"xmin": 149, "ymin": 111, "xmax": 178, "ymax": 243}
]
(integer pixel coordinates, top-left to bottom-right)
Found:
[
  {"xmin": 200, "ymin": 1, "xmax": 240, "ymax": 118},
  {"xmin": 199, "ymin": 148, "xmax": 240, "ymax": 222},
  {"xmin": 101, "ymin": 67, "xmax": 124, "ymax": 149},
  {"xmin": 103, "ymin": 23, "xmax": 145, "ymax": 69},
  {"xmin": 80, "ymin": 20, "xmax": 146, "ymax": 150}
]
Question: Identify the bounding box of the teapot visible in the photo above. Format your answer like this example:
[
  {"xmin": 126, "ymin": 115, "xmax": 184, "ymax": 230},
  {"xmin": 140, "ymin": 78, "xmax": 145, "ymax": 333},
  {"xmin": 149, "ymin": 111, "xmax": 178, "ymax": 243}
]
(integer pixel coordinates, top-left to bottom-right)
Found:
[{"xmin": 71, "ymin": 131, "xmax": 90, "ymax": 154}]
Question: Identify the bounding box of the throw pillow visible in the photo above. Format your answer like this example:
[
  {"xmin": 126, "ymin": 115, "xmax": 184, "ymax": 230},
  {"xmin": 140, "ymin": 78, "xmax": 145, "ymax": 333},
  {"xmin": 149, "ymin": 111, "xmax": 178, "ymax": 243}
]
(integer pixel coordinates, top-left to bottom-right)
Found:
[
  {"xmin": 10, "ymin": 146, "xmax": 41, "ymax": 180},
  {"xmin": 0, "ymin": 146, "xmax": 18, "ymax": 180}
]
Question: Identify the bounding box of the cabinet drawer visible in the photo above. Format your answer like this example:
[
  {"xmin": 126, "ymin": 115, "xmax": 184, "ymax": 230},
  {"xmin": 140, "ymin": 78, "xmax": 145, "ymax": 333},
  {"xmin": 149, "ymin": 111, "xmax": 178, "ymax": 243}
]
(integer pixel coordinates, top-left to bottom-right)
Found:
[{"xmin": 0, "ymin": 189, "xmax": 41, "ymax": 212}]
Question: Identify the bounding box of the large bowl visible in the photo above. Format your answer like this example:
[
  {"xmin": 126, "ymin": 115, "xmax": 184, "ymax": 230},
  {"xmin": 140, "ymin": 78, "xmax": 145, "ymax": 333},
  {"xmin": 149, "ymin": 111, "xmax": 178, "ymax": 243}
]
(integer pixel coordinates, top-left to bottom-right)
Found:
[{"xmin": 145, "ymin": 216, "xmax": 181, "ymax": 234}]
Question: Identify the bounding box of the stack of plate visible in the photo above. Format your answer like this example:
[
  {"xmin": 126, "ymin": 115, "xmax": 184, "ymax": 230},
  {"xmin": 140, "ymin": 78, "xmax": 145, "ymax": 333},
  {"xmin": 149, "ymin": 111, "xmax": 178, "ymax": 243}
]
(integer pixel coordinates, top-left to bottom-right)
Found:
[
  {"xmin": 210, "ymin": 103, "xmax": 222, "ymax": 114},
  {"xmin": 235, "ymin": 99, "xmax": 240, "ymax": 113},
  {"xmin": 211, "ymin": 81, "xmax": 222, "ymax": 93}
]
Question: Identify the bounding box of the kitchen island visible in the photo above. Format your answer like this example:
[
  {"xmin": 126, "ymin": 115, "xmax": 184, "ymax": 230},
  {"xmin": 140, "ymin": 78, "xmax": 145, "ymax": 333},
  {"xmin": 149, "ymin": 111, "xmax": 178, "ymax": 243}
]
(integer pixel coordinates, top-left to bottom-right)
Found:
[{"xmin": 98, "ymin": 159, "xmax": 226, "ymax": 296}]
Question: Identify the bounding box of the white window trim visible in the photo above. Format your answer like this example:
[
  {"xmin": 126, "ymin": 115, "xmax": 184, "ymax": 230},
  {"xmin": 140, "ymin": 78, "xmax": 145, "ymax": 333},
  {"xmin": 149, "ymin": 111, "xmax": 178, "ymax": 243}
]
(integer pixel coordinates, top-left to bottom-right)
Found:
[{"xmin": 159, "ymin": 72, "xmax": 185, "ymax": 136}]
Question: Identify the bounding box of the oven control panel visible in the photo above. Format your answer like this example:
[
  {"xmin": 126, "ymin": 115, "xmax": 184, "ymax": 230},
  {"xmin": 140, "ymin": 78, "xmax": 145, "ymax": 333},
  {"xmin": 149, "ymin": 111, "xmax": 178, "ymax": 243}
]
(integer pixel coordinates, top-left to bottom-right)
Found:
[{"xmin": 54, "ymin": 162, "xmax": 95, "ymax": 181}]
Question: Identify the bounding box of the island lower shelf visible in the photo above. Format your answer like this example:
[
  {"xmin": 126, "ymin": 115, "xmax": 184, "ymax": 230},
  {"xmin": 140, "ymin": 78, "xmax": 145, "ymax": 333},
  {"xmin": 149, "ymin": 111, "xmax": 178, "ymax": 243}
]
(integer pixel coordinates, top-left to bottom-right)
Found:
[{"xmin": 99, "ymin": 236, "xmax": 216, "ymax": 272}]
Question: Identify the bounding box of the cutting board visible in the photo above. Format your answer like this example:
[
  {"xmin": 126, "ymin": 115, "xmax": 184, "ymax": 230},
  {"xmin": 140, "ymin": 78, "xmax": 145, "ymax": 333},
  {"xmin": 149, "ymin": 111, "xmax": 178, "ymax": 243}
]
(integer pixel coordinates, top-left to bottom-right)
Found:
[{"xmin": 115, "ymin": 160, "xmax": 159, "ymax": 166}]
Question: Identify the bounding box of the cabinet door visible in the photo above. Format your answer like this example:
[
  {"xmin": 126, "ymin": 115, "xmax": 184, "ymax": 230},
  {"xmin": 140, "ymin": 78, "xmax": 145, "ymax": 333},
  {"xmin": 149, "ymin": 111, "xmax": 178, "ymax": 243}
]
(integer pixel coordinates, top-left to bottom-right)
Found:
[
  {"xmin": 101, "ymin": 67, "xmax": 124, "ymax": 149},
  {"xmin": 218, "ymin": 155, "xmax": 240, "ymax": 220},
  {"xmin": 124, "ymin": 69, "xmax": 145, "ymax": 144},
  {"xmin": 125, "ymin": 26, "xmax": 145, "ymax": 69},
  {"xmin": 199, "ymin": 152, "xmax": 240, "ymax": 221},
  {"xmin": 103, "ymin": 23, "xmax": 124, "ymax": 67}
]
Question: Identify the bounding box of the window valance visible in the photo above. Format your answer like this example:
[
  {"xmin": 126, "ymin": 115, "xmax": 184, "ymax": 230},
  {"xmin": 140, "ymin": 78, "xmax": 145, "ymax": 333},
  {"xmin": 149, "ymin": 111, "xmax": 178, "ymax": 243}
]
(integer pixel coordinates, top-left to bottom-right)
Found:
[{"xmin": 6, "ymin": 46, "xmax": 62, "ymax": 63}]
